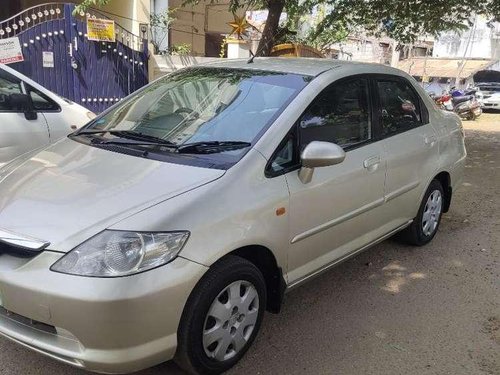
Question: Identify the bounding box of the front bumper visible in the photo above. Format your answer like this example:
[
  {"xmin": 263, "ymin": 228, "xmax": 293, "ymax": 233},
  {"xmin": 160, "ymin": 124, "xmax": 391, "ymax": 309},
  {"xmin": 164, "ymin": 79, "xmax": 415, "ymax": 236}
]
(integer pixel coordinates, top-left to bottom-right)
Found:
[{"xmin": 0, "ymin": 251, "xmax": 208, "ymax": 373}]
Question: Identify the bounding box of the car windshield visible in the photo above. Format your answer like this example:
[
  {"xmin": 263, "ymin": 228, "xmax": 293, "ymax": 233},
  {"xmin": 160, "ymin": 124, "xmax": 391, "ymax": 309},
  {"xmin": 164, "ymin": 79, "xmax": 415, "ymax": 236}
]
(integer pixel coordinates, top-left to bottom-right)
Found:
[{"xmin": 78, "ymin": 67, "xmax": 310, "ymax": 167}]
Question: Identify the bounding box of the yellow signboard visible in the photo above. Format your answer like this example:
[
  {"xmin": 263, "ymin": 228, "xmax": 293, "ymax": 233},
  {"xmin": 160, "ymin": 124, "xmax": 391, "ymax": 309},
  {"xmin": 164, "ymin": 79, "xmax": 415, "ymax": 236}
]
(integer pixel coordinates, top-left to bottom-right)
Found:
[{"xmin": 87, "ymin": 18, "xmax": 115, "ymax": 42}]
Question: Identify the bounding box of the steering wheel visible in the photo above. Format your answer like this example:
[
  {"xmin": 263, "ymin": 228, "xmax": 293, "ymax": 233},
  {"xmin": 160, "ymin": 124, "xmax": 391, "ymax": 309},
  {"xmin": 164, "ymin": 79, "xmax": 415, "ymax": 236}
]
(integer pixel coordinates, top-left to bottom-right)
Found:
[{"xmin": 174, "ymin": 107, "xmax": 199, "ymax": 119}]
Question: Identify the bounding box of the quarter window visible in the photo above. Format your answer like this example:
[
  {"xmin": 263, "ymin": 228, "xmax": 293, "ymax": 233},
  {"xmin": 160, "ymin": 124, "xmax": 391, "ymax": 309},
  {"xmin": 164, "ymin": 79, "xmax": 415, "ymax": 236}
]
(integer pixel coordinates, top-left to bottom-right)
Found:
[
  {"xmin": 26, "ymin": 86, "xmax": 60, "ymax": 111},
  {"xmin": 298, "ymin": 78, "xmax": 372, "ymax": 149},
  {"xmin": 376, "ymin": 79, "xmax": 422, "ymax": 136},
  {"xmin": 268, "ymin": 130, "xmax": 299, "ymax": 175}
]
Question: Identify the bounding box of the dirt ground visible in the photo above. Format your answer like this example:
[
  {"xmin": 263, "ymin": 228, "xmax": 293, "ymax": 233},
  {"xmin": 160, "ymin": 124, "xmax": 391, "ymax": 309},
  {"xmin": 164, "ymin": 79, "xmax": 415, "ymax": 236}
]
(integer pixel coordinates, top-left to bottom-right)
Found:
[{"xmin": 0, "ymin": 113, "xmax": 498, "ymax": 375}]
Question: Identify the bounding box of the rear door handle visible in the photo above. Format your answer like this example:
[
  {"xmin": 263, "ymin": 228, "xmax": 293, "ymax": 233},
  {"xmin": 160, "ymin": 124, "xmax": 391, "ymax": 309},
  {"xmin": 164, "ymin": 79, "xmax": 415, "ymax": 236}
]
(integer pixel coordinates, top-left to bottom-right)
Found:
[{"xmin": 363, "ymin": 155, "xmax": 381, "ymax": 170}]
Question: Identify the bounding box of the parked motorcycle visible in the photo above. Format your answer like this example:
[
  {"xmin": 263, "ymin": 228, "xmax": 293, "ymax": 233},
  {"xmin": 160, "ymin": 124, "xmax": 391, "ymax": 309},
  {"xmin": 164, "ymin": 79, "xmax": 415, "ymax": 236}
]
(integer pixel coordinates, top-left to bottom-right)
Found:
[
  {"xmin": 450, "ymin": 86, "xmax": 484, "ymax": 107},
  {"xmin": 452, "ymin": 95, "xmax": 482, "ymax": 120},
  {"xmin": 431, "ymin": 93, "xmax": 454, "ymax": 111},
  {"xmin": 430, "ymin": 92, "xmax": 482, "ymax": 120},
  {"xmin": 450, "ymin": 87, "xmax": 465, "ymax": 97}
]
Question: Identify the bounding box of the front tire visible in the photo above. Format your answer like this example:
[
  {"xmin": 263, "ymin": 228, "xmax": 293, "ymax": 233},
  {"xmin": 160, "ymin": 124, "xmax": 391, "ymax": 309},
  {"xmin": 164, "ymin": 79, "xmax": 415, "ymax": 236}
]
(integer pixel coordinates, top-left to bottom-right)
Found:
[
  {"xmin": 402, "ymin": 179, "xmax": 444, "ymax": 246},
  {"xmin": 175, "ymin": 256, "xmax": 266, "ymax": 375}
]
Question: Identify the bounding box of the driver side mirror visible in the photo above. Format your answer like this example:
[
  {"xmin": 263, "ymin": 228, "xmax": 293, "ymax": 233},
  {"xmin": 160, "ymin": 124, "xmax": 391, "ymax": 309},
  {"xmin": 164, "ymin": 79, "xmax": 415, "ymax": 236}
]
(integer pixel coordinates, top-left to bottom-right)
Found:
[
  {"xmin": 298, "ymin": 141, "xmax": 346, "ymax": 184},
  {"xmin": 9, "ymin": 93, "xmax": 37, "ymax": 120}
]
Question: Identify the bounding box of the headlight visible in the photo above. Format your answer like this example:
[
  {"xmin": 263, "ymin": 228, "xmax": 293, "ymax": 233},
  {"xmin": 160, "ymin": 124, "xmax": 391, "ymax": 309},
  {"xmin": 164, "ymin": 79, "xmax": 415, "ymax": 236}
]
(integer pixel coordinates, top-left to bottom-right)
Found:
[{"xmin": 51, "ymin": 230, "xmax": 189, "ymax": 277}]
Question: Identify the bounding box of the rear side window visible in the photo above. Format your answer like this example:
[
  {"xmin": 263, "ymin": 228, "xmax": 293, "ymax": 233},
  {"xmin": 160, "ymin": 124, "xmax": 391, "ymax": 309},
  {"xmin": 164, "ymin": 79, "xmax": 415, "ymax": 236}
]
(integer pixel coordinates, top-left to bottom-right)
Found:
[{"xmin": 376, "ymin": 79, "xmax": 422, "ymax": 136}]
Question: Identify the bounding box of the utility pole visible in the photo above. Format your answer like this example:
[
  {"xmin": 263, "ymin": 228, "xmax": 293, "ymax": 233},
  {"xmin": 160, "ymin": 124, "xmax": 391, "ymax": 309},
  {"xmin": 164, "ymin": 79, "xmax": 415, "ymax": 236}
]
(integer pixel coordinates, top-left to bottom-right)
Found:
[{"xmin": 455, "ymin": 15, "xmax": 477, "ymax": 88}]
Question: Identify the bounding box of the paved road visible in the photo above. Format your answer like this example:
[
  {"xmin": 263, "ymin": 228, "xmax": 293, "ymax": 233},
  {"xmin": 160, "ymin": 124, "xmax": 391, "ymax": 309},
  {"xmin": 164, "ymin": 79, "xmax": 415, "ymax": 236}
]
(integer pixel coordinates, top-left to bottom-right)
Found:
[{"xmin": 0, "ymin": 114, "xmax": 499, "ymax": 375}]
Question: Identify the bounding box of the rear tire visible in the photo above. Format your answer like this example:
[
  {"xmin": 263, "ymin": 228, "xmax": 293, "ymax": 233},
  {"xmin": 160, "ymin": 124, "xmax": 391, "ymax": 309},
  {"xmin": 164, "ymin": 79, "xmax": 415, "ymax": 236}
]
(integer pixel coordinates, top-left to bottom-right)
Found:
[
  {"xmin": 401, "ymin": 179, "xmax": 444, "ymax": 246},
  {"xmin": 175, "ymin": 256, "xmax": 266, "ymax": 375}
]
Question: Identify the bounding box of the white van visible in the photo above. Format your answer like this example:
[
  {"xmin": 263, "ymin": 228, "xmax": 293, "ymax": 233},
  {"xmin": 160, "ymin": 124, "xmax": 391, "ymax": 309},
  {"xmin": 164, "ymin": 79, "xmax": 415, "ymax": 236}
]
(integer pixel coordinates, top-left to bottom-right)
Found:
[{"xmin": 0, "ymin": 64, "xmax": 94, "ymax": 166}]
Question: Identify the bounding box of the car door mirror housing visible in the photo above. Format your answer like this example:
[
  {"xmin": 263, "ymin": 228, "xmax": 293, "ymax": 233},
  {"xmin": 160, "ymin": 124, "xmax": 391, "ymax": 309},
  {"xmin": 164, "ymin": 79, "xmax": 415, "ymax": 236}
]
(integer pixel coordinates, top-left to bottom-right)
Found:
[
  {"xmin": 299, "ymin": 141, "xmax": 346, "ymax": 183},
  {"xmin": 9, "ymin": 93, "xmax": 37, "ymax": 120}
]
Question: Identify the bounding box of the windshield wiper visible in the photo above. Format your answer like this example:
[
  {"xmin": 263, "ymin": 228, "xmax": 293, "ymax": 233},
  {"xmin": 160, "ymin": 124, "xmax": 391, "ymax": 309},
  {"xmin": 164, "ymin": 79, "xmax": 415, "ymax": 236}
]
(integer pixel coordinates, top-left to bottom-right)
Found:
[
  {"xmin": 74, "ymin": 130, "xmax": 251, "ymax": 154},
  {"xmin": 176, "ymin": 141, "xmax": 251, "ymax": 154},
  {"xmin": 91, "ymin": 138, "xmax": 176, "ymax": 148},
  {"xmin": 73, "ymin": 129, "xmax": 176, "ymax": 147}
]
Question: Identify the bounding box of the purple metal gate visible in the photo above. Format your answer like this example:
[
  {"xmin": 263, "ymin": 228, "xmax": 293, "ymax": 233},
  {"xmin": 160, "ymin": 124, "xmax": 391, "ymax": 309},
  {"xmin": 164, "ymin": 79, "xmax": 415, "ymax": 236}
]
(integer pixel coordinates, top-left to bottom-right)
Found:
[{"xmin": 0, "ymin": 3, "xmax": 148, "ymax": 113}]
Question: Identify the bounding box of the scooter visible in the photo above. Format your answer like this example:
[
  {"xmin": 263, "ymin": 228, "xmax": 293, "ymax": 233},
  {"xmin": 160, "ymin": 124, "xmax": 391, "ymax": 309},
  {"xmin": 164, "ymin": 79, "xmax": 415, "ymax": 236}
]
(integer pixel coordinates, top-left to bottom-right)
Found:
[
  {"xmin": 452, "ymin": 95, "xmax": 482, "ymax": 120},
  {"xmin": 450, "ymin": 86, "xmax": 484, "ymax": 107},
  {"xmin": 430, "ymin": 92, "xmax": 482, "ymax": 120}
]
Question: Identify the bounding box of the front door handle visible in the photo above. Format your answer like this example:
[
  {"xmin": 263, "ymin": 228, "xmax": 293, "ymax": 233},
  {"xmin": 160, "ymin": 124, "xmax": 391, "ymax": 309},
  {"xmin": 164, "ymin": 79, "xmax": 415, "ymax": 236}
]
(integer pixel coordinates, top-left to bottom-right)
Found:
[
  {"xmin": 424, "ymin": 135, "xmax": 437, "ymax": 146},
  {"xmin": 363, "ymin": 155, "xmax": 381, "ymax": 171}
]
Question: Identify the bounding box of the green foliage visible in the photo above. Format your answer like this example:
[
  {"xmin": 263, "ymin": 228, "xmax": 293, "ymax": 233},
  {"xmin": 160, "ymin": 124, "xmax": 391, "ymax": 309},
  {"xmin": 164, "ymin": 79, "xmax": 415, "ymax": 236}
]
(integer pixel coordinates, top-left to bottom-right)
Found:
[
  {"xmin": 169, "ymin": 43, "xmax": 192, "ymax": 55},
  {"xmin": 272, "ymin": 25, "xmax": 299, "ymax": 45},
  {"xmin": 307, "ymin": 0, "xmax": 500, "ymax": 44},
  {"xmin": 150, "ymin": 8, "xmax": 177, "ymax": 28},
  {"xmin": 306, "ymin": 25, "xmax": 349, "ymax": 52},
  {"xmin": 185, "ymin": 0, "xmax": 500, "ymax": 54},
  {"xmin": 73, "ymin": 0, "xmax": 111, "ymax": 15},
  {"xmin": 219, "ymin": 38, "xmax": 228, "ymax": 58},
  {"xmin": 150, "ymin": 8, "xmax": 177, "ymax": 54}
]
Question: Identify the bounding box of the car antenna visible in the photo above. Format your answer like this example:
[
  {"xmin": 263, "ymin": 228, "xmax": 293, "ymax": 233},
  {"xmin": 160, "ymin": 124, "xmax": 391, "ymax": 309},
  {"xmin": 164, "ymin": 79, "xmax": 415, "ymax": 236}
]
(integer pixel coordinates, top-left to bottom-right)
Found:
[
  {"xmin": 247, "ymin": 29, "xmax": 281, "ymax": 64},
  {"xmin": 247, "ymin": 49, "xmax": 256, "ymax": 63}
]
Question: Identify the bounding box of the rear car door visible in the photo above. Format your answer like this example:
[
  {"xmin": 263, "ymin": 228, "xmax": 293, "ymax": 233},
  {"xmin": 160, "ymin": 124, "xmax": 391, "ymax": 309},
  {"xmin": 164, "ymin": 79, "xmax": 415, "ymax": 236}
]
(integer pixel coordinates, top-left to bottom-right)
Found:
[
  {"xmin": 267, "ymin": 76, "xmax": 387, "ymax": 285},
  {"xmin": 0, "ymin": 68, "xmax": 50, "ymax": 167},
  {"xmin": 374, "ymin": 75, "xmax": 438, "ymax": 225}
]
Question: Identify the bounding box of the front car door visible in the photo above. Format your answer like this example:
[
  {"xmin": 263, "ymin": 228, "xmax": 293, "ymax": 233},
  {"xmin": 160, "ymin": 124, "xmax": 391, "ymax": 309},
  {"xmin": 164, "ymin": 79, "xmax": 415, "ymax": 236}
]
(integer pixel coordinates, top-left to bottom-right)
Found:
[
  {"xmin": 24, "ymin": 84, "xmax": 68, "ymax": 142},
  {"xmin": 0, "ymin": 68, "xmax": 50, "ymax": 167},
  {"xmin": 374, "ymin": 75, "xmax": 439, "ymax": 227},
  {"xmin": 268, "ymin": 76, "xmax": 387, "ymax": 286}
]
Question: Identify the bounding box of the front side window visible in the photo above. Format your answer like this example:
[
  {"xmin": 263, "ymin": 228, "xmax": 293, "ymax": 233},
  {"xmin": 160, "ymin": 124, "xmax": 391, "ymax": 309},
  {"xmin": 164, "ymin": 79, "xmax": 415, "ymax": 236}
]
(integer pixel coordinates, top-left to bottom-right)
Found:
[
  {"xmin": 376, "ymin": 79, "xmax": 422, "ymax": 136},
  {"xmin": 77, "ymin": 67, "xmax": 309, "ymax": 168},
  {"xmin": 298, "ymin": 78, "xmax": 372, "ymax": 149},
  {"xmin": 0, "ymin": 70, "xmax": 22, "ymax": 111},
  {"xmin": 267, "ymin": 77, "xmax": 372, "ymax": 176}
]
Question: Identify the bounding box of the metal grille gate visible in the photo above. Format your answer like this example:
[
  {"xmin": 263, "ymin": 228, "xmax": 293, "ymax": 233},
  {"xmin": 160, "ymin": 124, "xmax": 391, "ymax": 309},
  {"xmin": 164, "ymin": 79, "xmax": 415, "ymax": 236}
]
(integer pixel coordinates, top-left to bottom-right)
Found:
[{"xmin": 0, "ymin": 2, "xmax": 148, "ymax": 113}]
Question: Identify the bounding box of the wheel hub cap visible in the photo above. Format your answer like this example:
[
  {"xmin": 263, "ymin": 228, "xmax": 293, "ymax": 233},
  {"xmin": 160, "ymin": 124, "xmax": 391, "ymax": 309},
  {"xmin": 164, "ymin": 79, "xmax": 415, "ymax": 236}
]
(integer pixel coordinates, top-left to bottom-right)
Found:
[
  {"xmin": 203, "ymin": 280, "xmax": 259, "ymax": 361},
  {"xmin": 422, "ymin": 189, "xmax": 443, "ymax": 236}
]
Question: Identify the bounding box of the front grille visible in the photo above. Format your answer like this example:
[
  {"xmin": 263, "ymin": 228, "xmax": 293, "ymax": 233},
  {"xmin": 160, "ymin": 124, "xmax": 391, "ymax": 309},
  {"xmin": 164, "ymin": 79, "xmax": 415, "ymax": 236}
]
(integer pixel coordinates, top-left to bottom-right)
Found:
[
  {"xmin": 0, "ymin": 242, "xmax": 39, "ymax": 258},
  {"xmin": 0, "ymin": 306, "xmax": 56, "ymax": 335}
]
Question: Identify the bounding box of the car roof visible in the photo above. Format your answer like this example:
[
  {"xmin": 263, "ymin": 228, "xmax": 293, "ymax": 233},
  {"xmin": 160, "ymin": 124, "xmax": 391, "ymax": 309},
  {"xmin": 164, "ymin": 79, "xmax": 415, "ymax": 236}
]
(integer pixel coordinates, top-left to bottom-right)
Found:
[{"xmin": 197, "ymin": 57, "xmax": 388, "ymax": 77}]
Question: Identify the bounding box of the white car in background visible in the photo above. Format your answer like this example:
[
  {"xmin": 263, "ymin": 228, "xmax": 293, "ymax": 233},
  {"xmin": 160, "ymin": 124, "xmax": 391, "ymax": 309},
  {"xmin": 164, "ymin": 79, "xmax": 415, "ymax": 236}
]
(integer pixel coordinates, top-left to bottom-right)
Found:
[
  {"xmin": 477, "ymin": 82, "xmax": 500, "ymax": 110},
  {"xmin": 0, "ymin": 64, "xmax": 94, "ymax": 167}
]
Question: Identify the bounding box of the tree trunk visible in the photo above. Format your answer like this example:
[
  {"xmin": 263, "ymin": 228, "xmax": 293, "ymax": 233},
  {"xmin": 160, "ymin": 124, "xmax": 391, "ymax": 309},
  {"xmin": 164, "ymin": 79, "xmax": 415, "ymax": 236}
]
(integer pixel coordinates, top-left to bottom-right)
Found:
[{"xmin": 256, "ymin": 0, "xmax": 285, "ymax": 56}]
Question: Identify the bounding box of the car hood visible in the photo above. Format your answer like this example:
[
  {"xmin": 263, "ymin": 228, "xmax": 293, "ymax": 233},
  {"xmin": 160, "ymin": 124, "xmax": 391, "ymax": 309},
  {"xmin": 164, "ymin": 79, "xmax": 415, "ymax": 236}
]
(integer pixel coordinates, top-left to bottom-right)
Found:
[{"xmin": 0, "ymin": 139, "xmax": 225, "ymax": 252}]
